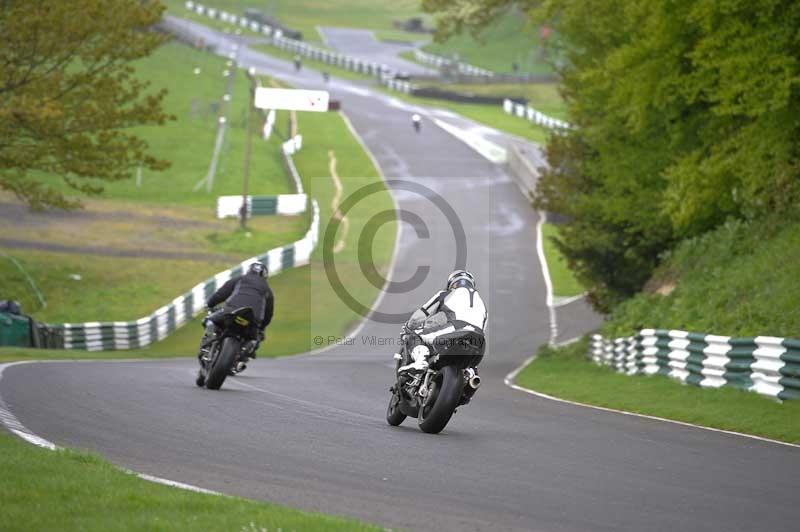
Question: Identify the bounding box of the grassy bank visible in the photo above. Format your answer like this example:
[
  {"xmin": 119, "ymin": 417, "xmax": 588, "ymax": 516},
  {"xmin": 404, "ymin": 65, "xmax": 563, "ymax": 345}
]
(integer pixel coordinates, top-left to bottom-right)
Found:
[
  {"xmin": 602, "ymin": 218, "xmax": 800, "ymax": 338},
  {"xmin": 0, "ymin": 431, "xmax": 377, "ymax": 531},
  {"xmin": 515, "ymin": 340, "xmax": 800, "ymax": 444}
]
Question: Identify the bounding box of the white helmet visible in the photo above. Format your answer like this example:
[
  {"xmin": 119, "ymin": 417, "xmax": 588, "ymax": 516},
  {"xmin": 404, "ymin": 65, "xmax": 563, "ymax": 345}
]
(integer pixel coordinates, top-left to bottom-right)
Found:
[{"xmin": 447, "ymin": 270, "xmax": 475, "ymax": 291}]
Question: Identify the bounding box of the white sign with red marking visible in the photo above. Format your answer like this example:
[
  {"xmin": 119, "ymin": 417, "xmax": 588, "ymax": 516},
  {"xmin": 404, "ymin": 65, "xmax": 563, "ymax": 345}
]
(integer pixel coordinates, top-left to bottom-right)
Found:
[{"xmin": 254, "ymin": 88, "xmax": 329, "ymax": 112}]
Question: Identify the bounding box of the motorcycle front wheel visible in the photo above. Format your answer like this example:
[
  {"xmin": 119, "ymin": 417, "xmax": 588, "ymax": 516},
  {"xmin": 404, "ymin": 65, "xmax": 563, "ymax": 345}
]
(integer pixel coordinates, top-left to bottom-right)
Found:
[
  {"xmin": 386, "ymin": 388, "xmax": 407, "ymax": 426},
  {"xmin": 418, "ymin": 365, "xmax": 464, "ymax": 434}
]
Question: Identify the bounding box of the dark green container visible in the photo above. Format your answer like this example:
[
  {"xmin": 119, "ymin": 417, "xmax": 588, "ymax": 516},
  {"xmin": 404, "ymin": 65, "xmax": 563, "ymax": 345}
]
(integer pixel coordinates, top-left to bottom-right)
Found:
[{"xmin": 0, "ymin": 312, "xmax": 32, "ymax": 347}]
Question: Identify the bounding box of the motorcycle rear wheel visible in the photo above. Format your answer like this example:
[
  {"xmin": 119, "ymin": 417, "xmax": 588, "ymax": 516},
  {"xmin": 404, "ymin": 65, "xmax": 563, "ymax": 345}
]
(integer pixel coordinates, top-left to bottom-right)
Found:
[
  {"xmin": 205, "ymin": 338, "xmax": 239, "ymax": 390},
  {"xmin": 418, "ymin": 365, "xmax": 464, "ymax": 434}
]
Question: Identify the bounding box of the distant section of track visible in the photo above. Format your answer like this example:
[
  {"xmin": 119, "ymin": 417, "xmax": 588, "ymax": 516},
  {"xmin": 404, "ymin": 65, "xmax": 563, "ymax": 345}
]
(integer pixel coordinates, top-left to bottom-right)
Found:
[{"xmin": 2, "ymin": 16, "xmax": 796, "ymax": 532}]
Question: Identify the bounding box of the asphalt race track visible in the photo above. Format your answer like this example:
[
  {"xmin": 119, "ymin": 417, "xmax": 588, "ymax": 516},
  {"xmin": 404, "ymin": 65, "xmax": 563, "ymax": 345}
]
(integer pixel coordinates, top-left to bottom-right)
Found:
[{"xmin": 2, "ymin": 18, "xmax": 798, "ymax": 532}]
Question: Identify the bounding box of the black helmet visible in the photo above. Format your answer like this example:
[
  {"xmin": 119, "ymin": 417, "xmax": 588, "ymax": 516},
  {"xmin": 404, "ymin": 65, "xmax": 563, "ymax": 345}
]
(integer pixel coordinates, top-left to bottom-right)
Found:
[
  {"xmin": 248, "ymin": 262, "xmax": 267, "ymax": 278},
  {"xmin": 447, "ymin": 270, "xmax": 475, "ymax": 291}
]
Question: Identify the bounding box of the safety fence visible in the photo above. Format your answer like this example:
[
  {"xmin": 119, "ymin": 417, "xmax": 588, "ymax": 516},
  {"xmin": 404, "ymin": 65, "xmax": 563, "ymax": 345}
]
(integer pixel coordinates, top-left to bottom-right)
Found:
[
  {"xmin": 216, "ymin": 194, "xmax": 307, "ymax": 218},
  {"xmin": 503, "ymin": 99, "xmax": 571, "ymax": 132},
  {"xmin": 412, "ymin": 49, "xmax": 494, "ymax": 78},
  {"xmin": 183, "ymin": 1, "xmax": 414, "ymax": 94},
  {"xmin": 590, "ymin": 330, "xmax": 800, "ymax": 401}
]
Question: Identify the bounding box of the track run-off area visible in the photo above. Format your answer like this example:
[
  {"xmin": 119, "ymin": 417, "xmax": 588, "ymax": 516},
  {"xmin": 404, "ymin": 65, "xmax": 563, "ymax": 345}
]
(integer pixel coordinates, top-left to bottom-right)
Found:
[{"xmin": 1, "ymin": 17, "xmax": 798, "ymax": 532}]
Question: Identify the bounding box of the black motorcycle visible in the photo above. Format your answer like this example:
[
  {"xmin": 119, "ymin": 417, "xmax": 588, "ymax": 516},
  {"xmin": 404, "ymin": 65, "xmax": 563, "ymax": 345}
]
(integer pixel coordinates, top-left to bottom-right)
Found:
[
  {"xmin": 195, "ymin": 307, "xmax": 258, "ymax": 390},
  {"xmin": 386, "ymin": 329, "xmax": 484, "ymax": 434}
]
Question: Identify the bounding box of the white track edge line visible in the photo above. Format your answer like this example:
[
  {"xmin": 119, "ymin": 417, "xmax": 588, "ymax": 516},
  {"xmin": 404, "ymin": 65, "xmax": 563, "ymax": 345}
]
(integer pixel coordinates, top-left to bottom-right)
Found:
[
  {"xmin": 0, "ymin": 362, "xmax": 226, "ymax": 495},
  {"xmin": 535, "ymin": 210, "xmax": 558, "ymax": 346}
]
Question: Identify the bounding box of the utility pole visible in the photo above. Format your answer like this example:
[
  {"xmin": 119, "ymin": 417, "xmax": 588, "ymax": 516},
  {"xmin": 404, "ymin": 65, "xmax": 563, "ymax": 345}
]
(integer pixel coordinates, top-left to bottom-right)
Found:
[{"xmin": 241, "ymin": 67, "xmax": 257, "ymax": 230}]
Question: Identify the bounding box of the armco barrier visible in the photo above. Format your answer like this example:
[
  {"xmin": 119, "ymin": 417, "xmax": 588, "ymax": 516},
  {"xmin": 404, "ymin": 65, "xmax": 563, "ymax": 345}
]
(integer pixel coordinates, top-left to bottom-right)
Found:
[
  {"xmin": 184, "ymin": 2, "xmax": 414, "ymax": 95},
  {"xmin": 590, "ymin": 330, "xmax": 800, "ymax": 401},
  {"xmin": 503, "ymin": 98, "xmax": 571, "ymax": 132}
]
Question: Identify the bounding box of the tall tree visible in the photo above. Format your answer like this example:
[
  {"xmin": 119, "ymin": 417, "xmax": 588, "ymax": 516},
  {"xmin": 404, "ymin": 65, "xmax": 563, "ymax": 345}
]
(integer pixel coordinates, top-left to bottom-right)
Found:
[
  {"xmin": 0, "ymin": 0, "xmax": 172, "ymax": 210},
  {"xmin": 425, "ymin": 0, "xmax": 800, "ymax": 311}
]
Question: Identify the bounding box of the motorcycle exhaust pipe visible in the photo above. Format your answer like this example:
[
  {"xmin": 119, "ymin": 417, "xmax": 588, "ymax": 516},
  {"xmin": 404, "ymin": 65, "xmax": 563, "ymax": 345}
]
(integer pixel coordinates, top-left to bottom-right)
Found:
[
  {"xmin": 468, "ymin": 374, "xmax": 481, "ymax": 390},
  {"xmin": 465, "ymin": 368, "xmax": 481, "ymax": 390}
]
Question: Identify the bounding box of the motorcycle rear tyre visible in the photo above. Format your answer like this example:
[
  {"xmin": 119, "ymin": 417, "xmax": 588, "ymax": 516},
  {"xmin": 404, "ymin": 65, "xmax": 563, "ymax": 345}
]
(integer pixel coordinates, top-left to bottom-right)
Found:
[
  {"xmin": 418, "ymin": 365, "xmax": 464, "ymax": 434},
  {"xmin": 206, "ymin": 338, "xmax": 239, "ymax": 390}
]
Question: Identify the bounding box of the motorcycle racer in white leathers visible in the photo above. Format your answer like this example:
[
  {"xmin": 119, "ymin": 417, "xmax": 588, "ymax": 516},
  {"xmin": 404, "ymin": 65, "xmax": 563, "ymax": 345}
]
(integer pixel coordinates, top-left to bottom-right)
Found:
[{"xmin": 398, "ymin": 270, "xmax": 487, "ymax": 376}]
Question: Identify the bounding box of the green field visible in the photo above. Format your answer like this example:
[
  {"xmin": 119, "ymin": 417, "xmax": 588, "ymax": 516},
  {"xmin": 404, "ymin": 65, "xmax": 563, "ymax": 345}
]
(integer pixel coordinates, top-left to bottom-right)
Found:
[
  {"xmin": 162, "ymin": 0, "xmax": 425, "ymax": 43},
  {"xmin": 0, "ymin": 431, "xmax": 377, "ymax": 531},
  {"xmin": 515, "ymin": 340, "xmax": 800, "ymax": 444}
]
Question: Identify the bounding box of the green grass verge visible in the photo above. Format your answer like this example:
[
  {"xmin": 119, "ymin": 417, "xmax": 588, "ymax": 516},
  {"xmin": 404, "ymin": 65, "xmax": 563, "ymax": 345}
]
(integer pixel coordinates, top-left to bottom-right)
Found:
[
  {"xmin": 0, "ymin": 431, "xmax": 377, "ymax": 531},
  {"xmin": 515, "ymin": 340, "xmax": 800, "ymax": 444},
  {"xmin": 541, "ymin": 223, "xmax": 584, "ymax": 298},
  {"xmin": 421, "ymin": 8, "xmax": 554, "ymax": 74}
]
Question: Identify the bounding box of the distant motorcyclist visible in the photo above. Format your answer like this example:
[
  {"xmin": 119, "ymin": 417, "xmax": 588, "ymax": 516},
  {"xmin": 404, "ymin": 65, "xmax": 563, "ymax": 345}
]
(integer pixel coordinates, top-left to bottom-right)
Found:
[
  {"xmin": 411, "ymin": 113, "xmax": 421, "ymax": 133},
  {"xmin": 398, "ymin": 270, "xmax": 487, "ymax": 377},
  {"xmin": 198, "ymin": 262, "xmax": 274, "ymax": 373},
  {"xmin": 293, "ymin": 54, "xmax": 302, "ymax": 71}
]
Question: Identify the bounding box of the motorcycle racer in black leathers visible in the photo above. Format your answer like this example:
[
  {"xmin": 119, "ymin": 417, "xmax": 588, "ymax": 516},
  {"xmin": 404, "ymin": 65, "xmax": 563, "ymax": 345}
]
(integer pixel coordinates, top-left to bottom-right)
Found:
[{"xmin": 197, "ymin": 261, "xmax": 274, "ymax": 373}]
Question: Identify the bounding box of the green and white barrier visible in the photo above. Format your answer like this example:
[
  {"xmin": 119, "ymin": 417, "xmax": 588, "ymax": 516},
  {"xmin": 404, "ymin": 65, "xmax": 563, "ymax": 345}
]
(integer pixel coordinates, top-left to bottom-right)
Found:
[
  {"xmin": 184, "ymin": 1, "xmax": 414, "ymax": 94},
  {"xmin": 216, "ymin": 194, "xmax": 307, "ymax": 218},
  {"xmin": 503, "ymin": 98, "xmax": 571, "ymax": 132},
  {"xmin": 413, "ymin": 49, "xmax": 494, "ymax": 78},
  {"xmin": 590, "ymin": 330, "xmax": 800, "ymax": 401}
]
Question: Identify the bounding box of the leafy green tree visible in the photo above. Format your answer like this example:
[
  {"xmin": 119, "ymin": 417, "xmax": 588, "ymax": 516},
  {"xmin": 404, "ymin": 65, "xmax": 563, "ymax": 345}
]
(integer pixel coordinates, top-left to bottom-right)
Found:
[
  {"xmin": 425, "ymin": 0, "xmax": 800, "ymax": 311},
  {"xmin": 0, "ymin": 0, "xmax": 172, "ymax": 210}
]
